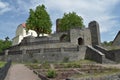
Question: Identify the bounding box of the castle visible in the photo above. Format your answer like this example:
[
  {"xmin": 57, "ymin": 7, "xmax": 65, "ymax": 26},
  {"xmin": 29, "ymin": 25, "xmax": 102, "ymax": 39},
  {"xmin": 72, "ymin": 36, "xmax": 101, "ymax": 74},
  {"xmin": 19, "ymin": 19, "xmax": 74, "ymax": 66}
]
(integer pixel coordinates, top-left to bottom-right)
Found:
[
  {"xmin": 1, "ymin": 20, "xmax": 120, "ymax": 63},
  {"xmin": 12, "ymin": 20, "xmax": 100, "ymax": 46}
]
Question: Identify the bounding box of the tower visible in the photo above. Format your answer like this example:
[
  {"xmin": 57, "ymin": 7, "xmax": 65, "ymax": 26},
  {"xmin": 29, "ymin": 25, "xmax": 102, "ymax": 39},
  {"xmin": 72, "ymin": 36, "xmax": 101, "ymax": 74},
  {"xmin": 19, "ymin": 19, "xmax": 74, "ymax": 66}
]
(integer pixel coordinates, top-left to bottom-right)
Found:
[
  {"xmin": 56, "ymin": 18, "xmax": 61, "ymax": 32},
  {"xmin": 88, "ymin": 21, "xmax": 101, "ymax": 45}
]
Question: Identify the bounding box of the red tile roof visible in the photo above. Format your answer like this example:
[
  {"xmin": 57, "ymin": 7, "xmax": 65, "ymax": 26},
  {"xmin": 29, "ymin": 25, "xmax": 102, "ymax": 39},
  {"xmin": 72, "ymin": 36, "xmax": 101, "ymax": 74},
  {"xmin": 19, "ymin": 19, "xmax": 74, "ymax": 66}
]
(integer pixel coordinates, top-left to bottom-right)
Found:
[{"xmin": 22, "ymin": 23, "xmax": 26, "ymax": 28}]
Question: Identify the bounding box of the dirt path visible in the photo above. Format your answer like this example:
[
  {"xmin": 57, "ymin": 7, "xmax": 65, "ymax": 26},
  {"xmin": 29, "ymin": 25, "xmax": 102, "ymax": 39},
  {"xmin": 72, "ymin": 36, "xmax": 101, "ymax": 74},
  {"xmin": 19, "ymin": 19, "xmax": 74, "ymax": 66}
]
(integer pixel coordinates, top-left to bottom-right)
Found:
[
  {"xmin": 5, "ymin": 64, "xmax": 40, "ymax": 80},
  {"xmin": 101, "ymin": 64, "xmax": 120, "ymax": 69}
]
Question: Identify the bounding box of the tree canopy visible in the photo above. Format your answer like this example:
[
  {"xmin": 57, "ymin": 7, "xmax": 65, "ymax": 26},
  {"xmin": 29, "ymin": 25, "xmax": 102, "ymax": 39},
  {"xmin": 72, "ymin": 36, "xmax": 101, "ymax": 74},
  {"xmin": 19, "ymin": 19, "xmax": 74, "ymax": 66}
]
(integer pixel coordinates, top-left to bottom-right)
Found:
[
  {"xmin": 59, "ymin": 12, "xmax": 84, "ymax": 32},
  {"xmin": 0, "ymin": 39, "xmax": 12, "ymax": 53},
  {"xmin": 26, "ymin": 4, "xmax": 52, "ymax": 37},
  {"xmin": 101, "ymin": 41, "xmax": 112, "ymax": 46}
]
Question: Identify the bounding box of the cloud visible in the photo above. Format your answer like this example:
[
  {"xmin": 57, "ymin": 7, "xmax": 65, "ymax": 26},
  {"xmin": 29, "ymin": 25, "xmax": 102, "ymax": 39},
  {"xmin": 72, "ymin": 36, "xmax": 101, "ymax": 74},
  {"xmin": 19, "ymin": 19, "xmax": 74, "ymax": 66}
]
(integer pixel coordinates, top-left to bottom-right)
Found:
[
  {"xmin": 16, "ymin": 0, "xmax": 118, "ymax": 33},
  {"xmin": 0, "ymin": 1, "xmax": 11, "ymax": 15},
  {"xmin": 3, "ymin": 0, "xmax": 120, "ymax": 34},
  {"xmin": 43, "ymin": 0, "xmax": 120, "ymax": 33}
]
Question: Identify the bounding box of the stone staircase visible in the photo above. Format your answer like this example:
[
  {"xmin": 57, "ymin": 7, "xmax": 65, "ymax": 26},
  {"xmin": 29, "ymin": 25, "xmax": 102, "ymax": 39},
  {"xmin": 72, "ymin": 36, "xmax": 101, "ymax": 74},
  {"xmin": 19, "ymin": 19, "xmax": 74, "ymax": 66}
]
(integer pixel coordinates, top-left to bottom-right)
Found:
[{"xmin": 93, "ymin": 45, "xmax": 116, "ymax": 64}]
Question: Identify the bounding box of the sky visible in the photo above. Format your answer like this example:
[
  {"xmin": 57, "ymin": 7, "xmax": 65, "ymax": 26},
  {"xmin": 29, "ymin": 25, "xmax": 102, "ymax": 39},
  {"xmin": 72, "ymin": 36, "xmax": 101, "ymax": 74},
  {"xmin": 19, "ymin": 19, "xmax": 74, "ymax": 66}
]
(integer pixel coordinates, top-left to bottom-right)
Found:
[{"xmin": 0, "ymin": 0, "xmax": 120, "ymax": 42}]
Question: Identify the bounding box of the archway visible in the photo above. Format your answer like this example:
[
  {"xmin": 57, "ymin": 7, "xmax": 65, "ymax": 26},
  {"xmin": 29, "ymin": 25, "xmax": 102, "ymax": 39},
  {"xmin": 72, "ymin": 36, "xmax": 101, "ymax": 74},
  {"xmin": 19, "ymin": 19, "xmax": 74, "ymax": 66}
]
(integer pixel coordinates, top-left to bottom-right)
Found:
[{"xmin": 78, "ymin": 38, "xmax": 83, "ymax": 45}]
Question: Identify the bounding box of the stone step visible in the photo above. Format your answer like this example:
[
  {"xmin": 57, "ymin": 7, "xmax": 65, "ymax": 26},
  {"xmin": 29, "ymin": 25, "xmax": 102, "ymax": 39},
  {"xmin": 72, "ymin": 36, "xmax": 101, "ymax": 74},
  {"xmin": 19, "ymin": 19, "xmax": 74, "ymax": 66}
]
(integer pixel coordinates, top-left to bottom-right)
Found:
[{"xmin": 93, "ymin": 45, "xmax": 116, "ymax": 64}]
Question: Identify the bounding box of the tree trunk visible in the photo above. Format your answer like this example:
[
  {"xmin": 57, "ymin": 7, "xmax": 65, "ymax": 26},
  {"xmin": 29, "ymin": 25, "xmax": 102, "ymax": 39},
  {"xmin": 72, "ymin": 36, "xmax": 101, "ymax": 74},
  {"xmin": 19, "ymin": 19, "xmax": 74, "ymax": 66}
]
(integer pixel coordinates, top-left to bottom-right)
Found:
[{"xmin": 37, "ymin": 32, "xmax": 39, "ymax": 37}]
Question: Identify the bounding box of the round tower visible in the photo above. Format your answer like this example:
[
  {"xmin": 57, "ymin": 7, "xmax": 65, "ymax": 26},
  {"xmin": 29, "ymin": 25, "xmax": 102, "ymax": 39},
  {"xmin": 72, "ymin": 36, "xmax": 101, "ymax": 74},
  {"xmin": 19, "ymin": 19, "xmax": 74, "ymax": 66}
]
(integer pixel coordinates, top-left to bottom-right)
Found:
[{"xmin": 88, "ymin": 21, "xmax": 101, "ymax": 45}]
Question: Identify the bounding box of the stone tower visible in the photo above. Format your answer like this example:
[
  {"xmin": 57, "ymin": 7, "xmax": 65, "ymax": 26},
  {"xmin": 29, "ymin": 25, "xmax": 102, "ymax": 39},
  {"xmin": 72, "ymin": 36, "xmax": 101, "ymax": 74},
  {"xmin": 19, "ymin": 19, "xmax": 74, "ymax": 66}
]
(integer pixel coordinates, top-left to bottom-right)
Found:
[
  {"xmin": 56, "ymin": 18, "xmax": 61, "ymax": 32},
  {"xmin": 88, "ymin": 21, "xmax": 101, "ymax": 45}
]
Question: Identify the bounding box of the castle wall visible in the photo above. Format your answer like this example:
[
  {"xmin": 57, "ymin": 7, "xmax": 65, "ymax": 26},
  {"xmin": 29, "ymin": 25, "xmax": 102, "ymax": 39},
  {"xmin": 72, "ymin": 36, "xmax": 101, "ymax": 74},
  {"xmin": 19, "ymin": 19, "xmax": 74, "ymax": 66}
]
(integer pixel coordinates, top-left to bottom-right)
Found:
[
  {"xmin": 70, "ymin": 28, "xmax": 91, "ymax": 45},
  {"xmin": 85, "ymin": 46, "xmax": 105, "ymax": 63},
  {"xmin": 2, "ymin": 46, "xmax": 87, "ymax": 62},
  {"xmin": 108, "ymin": 49, "xmax": 120, "ymax": 63},
  {"xmin": 83, "ymin": 28, "xmax": 92, "ymax": 45},
  {"xmin": 89, "ymin": 21, "xmax": 101, "ymax": 45},
  {"xmin": 20, "ymin": 42, "xmax": 76, "ymax": 50}
]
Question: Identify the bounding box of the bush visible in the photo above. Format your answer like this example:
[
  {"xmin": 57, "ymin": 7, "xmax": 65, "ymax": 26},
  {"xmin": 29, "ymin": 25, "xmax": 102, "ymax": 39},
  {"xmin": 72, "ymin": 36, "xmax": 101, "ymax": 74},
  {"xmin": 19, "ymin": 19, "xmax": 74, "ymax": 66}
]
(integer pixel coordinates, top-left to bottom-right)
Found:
[{"xmin": 46, "ymin": 69, "xmax": 57, "ymax": 78}]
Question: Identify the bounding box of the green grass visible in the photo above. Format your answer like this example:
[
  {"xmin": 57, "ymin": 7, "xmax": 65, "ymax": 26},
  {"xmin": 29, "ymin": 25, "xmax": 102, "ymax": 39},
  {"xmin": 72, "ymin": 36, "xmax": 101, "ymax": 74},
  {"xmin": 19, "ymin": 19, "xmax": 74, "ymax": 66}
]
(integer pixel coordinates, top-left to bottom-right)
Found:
[
  {"xmin": 72, "ymin": 68, "xmax": 120, "ymax": 78},
  {"xmin": 25, "ymin": 62, "xmax": 50, "ymax": 69},
  {"xmin": 61, "ymin": 59, "xmax": 96, "ymax": 64},
  {"xmin": 0, "ymin": 61, "xmax": 6, "ymax": 68},
  {"xmin": 46, "ymin": 69, "xmax": 57, "ymax": 78},
  {"xmin": 25, "ymin": 60, "xmax": 96, "ymax": 69},
  {"xmin": 58, "ymin": 60, "xmax": 96, "ymax": 68}
]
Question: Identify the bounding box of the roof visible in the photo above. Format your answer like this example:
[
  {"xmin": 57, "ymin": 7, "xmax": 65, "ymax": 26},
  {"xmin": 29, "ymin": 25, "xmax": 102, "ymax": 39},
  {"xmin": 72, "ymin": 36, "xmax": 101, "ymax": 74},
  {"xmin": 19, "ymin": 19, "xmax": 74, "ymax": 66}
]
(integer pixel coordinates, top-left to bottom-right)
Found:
[
  {"xmin": 113, "ymin": 31, "xmax": 120, "ymax": 43},
  {"xmin": 21, "ymin": 23, "xmax": 26, "ymax": 28}
]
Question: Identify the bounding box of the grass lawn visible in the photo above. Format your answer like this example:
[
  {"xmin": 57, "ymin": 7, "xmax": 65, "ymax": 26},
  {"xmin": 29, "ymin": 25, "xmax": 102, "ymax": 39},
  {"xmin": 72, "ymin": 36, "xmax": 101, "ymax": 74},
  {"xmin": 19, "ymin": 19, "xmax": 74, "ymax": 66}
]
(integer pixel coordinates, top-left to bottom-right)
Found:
[{"xmin": 0, "ymin": 61, "xmax": 6, "ymax": 68}]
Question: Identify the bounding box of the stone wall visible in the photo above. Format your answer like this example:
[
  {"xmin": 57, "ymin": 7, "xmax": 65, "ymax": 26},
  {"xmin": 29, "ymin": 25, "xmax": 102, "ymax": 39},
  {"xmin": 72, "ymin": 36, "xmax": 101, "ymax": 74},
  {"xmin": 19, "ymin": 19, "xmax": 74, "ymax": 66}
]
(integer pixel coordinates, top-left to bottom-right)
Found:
[
  {"xmin": 108, "ymin": 49, "xmax": 120, "ymax": 62},
  {"xmin": 1, "ymin": 46, "xmax": 87, "ymax": 63},
  {"xmin": 94, "ymin": 45, "xmax": 112, "ymax": 60},
  {"xmin": 70, "ymin": 28, "xmax": 91, "ymax": 45},
  {"xmin": 85, "ymin": 46, "xmax": 105, "ymax": 63},
  {"xmin": 0, "ymin": 60, "xmax": 11, "ymax": 80},
  {"xmin": 89, "ymin": 21, "xmax": 101, "ymax": 45}
]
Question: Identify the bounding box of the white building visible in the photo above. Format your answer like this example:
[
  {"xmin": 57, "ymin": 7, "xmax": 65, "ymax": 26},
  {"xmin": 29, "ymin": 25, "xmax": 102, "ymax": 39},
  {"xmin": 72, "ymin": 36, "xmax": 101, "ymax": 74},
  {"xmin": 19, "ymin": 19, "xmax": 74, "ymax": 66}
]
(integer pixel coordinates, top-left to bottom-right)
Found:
[
  {"xmin": 12, "ymin": 23, "xmax": 37, "ymax": 46},
  {"xmin": 12, "ymin": 23, "xmax": 49, "ymax": 46}
]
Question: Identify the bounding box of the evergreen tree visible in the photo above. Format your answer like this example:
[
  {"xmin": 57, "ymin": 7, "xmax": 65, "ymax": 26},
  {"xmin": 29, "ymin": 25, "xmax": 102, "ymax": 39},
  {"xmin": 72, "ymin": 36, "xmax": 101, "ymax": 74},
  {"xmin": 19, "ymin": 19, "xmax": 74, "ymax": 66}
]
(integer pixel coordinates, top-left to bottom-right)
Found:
[
  {"xmin": 59, "ymin": 12, "xmax": 84, "ymax": 31},
  {"xmin": 26, "ymin": 4, "xmax": 52, "ymax": 37}
]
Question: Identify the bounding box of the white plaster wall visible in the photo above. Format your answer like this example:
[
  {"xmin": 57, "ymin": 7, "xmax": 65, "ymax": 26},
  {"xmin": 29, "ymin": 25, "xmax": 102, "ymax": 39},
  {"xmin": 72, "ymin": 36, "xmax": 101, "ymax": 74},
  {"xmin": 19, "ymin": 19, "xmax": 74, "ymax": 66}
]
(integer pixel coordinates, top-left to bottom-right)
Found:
[
  {"xmin": 16, "ymin": 24, "xmax": 26, "ymax": 37},
  {"xmin": 12, "ymin": 24, "xmax": 49, "ymax": 46},
  {"xmin": 26, "ymin": 30, "xmax": 37, "ymax": 37},
  {"xmin": 12, "ymin": 35, "xmax": 24, "ymax": 45}
]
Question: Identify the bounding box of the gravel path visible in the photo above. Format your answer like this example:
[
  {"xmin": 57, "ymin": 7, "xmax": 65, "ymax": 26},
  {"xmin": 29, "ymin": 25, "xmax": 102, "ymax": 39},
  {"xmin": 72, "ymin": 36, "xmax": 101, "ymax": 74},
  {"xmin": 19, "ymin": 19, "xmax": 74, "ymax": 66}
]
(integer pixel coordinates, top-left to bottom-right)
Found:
[{"xmin": 5, "ymin": 64, "xmax": 40, "ymax": 80}]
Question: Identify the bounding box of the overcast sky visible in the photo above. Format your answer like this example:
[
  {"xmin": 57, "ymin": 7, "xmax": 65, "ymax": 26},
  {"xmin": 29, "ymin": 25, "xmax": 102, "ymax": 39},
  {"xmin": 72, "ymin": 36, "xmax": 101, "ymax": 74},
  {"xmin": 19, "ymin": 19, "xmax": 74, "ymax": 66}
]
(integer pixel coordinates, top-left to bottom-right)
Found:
[{"xmin": 0, "ymin": 0, "xmax": 120, "ymax": 42}]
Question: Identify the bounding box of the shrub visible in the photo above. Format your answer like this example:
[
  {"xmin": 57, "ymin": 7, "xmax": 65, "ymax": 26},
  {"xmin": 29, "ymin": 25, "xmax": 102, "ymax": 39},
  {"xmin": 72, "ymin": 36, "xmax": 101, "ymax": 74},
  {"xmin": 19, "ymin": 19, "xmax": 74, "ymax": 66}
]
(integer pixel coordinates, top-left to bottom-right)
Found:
[{"xmin": 46, "ymin": 69, "xmax": 57, "ymax": 78}]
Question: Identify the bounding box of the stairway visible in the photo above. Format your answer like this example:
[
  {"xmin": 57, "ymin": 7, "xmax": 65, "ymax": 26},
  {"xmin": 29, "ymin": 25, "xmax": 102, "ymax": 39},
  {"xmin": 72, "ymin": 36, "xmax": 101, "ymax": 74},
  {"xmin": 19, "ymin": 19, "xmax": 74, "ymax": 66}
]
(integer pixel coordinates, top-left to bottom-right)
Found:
[{"xmin": 93, "ymin": 45, "xmax": 116, "ymax": 64}]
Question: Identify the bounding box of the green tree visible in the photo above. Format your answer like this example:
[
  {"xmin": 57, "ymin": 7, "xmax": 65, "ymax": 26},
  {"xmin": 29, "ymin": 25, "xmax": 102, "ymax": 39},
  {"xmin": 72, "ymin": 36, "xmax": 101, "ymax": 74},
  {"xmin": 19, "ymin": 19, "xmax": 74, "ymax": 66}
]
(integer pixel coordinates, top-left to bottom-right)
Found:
[
  {"xmin": 0, "ymin": 39, "xmax": 12, "ymax": 53},
  {"xmin": 59, "ymin": 12, "xmax": 84, "ymax": 31},
  {"xmin": 102, "ymin": 41, "xmax": 112, "ymax": 46},
  {"xmin": 26, "ymin": 4, "xmax": 52, "ymax": 37}
]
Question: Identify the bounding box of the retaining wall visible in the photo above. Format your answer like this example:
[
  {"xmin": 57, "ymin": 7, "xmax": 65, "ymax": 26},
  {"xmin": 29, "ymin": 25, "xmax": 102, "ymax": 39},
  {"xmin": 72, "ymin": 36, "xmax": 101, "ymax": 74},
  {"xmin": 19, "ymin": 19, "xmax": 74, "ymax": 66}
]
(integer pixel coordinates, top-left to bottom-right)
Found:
[
  {"xmin": 1, "ymin": 46, "xmax": 86, "ymax": 63},
  {"xmin": 0, "ymin": 60, "xmax": 12, "ymax": 80},
  {"xmin": 94, "ymin": 45, "xmax": 115, "ymax": 61},
  {"xmin": 85, "ymin": 46, "xmax": 105, "ymax": 63},
  {"xmin": 109, "ymin": 49, "xmax": 120, "ymax": 63}
]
